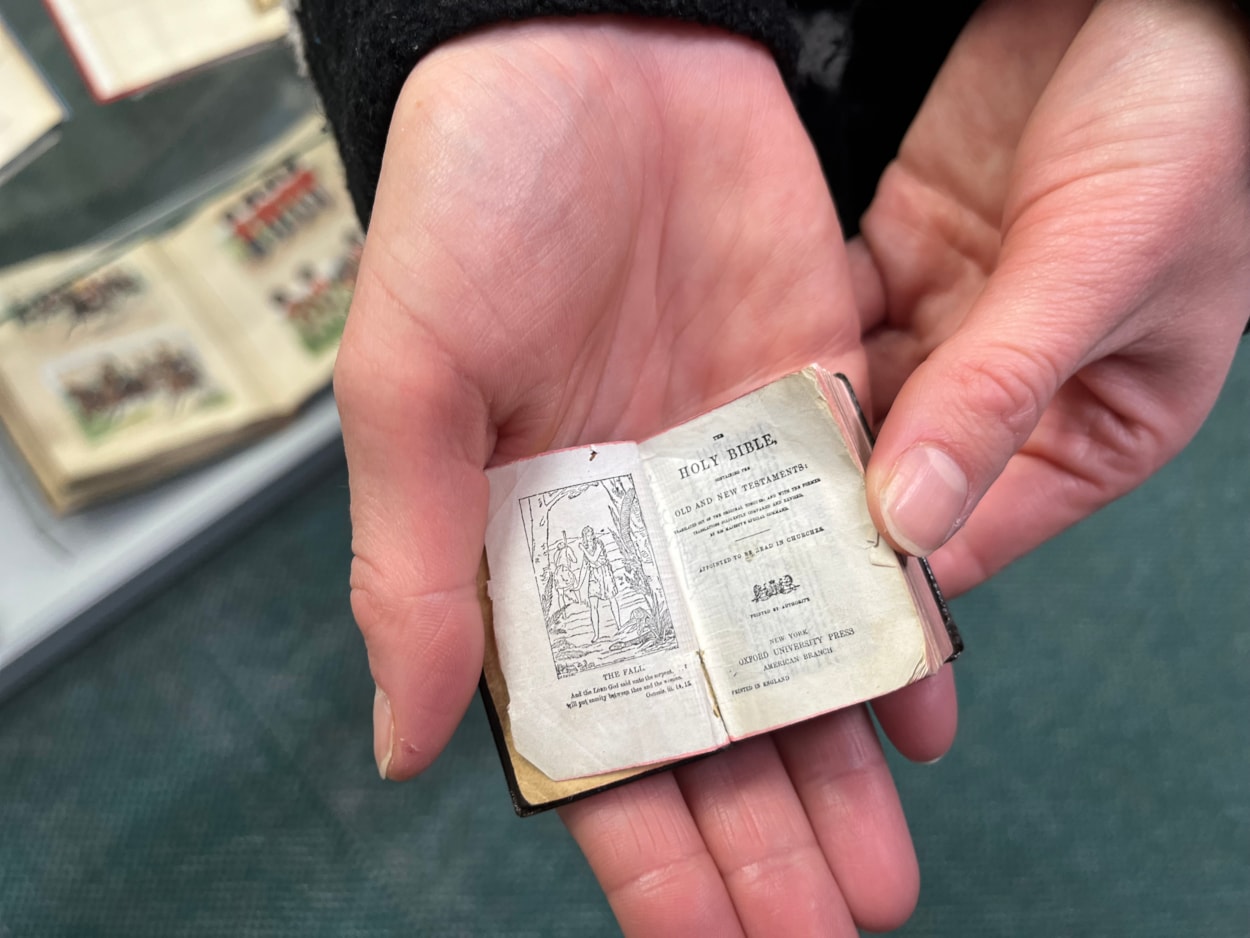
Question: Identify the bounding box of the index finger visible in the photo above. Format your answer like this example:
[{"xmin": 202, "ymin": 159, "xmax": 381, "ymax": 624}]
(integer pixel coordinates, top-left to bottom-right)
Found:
[{"xmin": 335, "ymin": 261, "xmax": 493, "ymax": 780}]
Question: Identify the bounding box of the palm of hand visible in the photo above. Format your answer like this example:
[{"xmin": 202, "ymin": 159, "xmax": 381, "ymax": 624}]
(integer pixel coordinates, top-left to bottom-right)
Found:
[
  {"xmin": 337, "ymin": 22, "xmax": 939, "ymax": 937},
  {"xmin": 353, "ymin": 25, "xmax": 860, "ymax": 457}
]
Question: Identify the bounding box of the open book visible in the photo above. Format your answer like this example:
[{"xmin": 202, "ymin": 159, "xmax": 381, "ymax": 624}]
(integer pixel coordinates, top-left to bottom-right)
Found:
[
  {"xmin": 0, "ymin": 17, "xmax": 67, "ymax": 186},
  {"xmin": 43, "ymin": 0, "xmax": 288, "ymax": 102},
  {"xmin": 0, "ymin": 121, "xmax": 360, "ymax": 512},
  {"xmin": 482, "ymin": 366, "xmax": 961, "ymax": 813}
]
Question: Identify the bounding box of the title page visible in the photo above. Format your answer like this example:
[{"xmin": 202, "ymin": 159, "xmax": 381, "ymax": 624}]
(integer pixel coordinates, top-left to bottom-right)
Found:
[{"xmin": 640, "ymin": 371, "xmax": 929, "ymax": 739}]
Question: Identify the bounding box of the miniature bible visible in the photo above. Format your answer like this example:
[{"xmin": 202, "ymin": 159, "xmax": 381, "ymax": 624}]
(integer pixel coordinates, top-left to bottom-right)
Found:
[{"xmin": 480, "ymin": 365, "xmax": 961, "ymax": 815}]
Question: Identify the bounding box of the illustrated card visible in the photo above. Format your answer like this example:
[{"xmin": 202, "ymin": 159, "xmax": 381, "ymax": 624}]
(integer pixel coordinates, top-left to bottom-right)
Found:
[
  {"xmin": 0, "ymin": 245, "xmax": 274, "ymax": 484},
  {"xmin": 158, "ymin": 131, "xmax": 361, "ymax": 411}
]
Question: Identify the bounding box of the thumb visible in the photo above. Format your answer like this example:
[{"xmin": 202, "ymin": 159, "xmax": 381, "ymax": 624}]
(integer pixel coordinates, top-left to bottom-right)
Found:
[
  {"xmin": 863, "ymin": 209, "xmax": 1143, "ymax": 558},
  {"xmin": 336, "ymin": 266, "xmax": 493, "ymax": 781}
]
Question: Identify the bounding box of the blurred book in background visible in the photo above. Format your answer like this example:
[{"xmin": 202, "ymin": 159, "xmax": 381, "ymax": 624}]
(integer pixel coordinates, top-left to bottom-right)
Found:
[
  {"xmin": 42, "ymin": 0, "xmax": 288, "ymax": 102},
  {"xmin": 0, "ymin": 120, "xmax": 359, "ymax": 513},
  {"xmin": 0, "ymin": 16, "xmax": 67, "ymax": 185}
]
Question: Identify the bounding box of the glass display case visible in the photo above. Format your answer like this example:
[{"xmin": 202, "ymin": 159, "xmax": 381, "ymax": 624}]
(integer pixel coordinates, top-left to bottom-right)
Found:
[{"xmin": 0, "ymin": 0, "xmax": 345, "ymax": 698}]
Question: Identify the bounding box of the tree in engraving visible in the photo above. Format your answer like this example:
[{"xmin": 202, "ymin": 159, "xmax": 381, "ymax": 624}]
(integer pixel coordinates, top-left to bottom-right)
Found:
[
  {"xmin": 603, "ymin": 478, "xmax": 674, "ymax": 649},
  {"xmin": 522, "ymin": 483, "xmax": 591, "ymax": 621}
]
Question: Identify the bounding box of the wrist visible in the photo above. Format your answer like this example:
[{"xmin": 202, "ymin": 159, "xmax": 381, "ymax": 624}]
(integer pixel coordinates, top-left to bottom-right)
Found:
[
  {"xmin": 294, "ymin": 0, "xmax": 796, "ymax": 223},
  {"xmin": 390, "ymin": 17, "xmax": 795, "ymax": 200},
  {"xmin": 404, "ymin": 17, "xmax": 781, "ymax": 105}
]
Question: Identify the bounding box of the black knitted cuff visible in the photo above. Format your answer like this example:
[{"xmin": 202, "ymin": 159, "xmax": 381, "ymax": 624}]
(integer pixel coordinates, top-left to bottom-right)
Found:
[{"xmin": 294, "ymin": 1, "xmax": 798, "ymax": 226}]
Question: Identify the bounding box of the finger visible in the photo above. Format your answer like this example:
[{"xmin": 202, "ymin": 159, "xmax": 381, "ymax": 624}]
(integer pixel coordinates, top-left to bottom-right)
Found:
[
  {"xmin": 872, "ymin": 665, "xmax": 958, "ymax": 764},
  {"xmin": 845, "ymin": 236, "xmax": 886, "ymax": 336},
  {"xmin": 336, "ymin": 264, "xmax": 492, "ymax": 780},
  {"xmin": 774, "ymin": 706, "xmax": 920, "ymax": 933},
  {"xmin": 863, "ymin": 245, "xmax": 1109, "ymax": 559},
  {"xmin": 923, "ymin": 446, "xmax": 1098, "ymax": 597},
  {"xmin": 559, "ymin": 773, "xmax": 742, "ymax": 938},
  {"xmin": 921, "ymin": 351, "xmax": 1241, "ymax": 597},
  {"xmin": 675, "ymin": 737, "xmax": 856, "ymax": 937}
]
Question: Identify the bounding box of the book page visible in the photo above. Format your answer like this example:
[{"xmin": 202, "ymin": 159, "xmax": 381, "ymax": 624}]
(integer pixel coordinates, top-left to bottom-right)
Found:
[
  {"xmin": 0, "ymin": 245, "xmax": 276, "ymax": 494},
  {"xmin": 45, "ymin": 0, "xmax": 287, "ymax": 100},
  {"xmin": 156, "ymin": 130, "xmax": 360, "ymax": 413},
  {"xmin": 485, "ymin": 443, "xmax": 727, "ymax": 781},
  {"xmin": 0, "ymin": 20, "xmax": 65, "ymax": 179},
  {"xmin": 640, "ymin": 369, "xmax": 931, "ymax": 740}
]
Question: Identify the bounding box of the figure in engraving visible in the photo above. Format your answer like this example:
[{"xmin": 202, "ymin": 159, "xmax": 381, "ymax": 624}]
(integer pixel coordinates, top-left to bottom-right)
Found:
[
  {"xmin": 551, "ymin": 531, "xmax": 579, "ymax": 615},
  {"xmin": 519, "ymin": 472, "xmax": 679, "ymax": 679},
  {"xmin": 577, "ymin": 524, "xmax": 621, "ymax": 642}
]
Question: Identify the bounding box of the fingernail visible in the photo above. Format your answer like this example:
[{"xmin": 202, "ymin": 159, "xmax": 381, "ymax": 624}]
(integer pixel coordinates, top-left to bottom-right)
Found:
[
  {"xmin": 921, "ymin": 755, "xmax": 944, "ymax": 766},
  {"xmin": 881, "ymin": 445, "xmax": 968, "ymax": 557},
  {"xmin": 373, "ymin": 685, "xmax": 394, "ymax": 780}
]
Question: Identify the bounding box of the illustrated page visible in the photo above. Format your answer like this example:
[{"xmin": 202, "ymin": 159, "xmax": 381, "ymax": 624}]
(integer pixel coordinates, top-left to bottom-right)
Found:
[
  {"xmin": 0, "ymin": 245, "xmax": 274, "ymax": 487},
  {"xmin": 157, "ymin": 131, "xmax": 361, "ymax": 412},
  {"xmin": 485, "ymin": 443, "xmax": 726, "ymax": 781},
  {"xmin": 640, "ymin": 370, "xmax": 930, "ymax": 739},
  {"xmin": 45, "ymin": 0, "xmax": 287, "ymax": 100},
  {"xmin": 0, "ymin": 20, "xmax": 65, "ymax": 178}
]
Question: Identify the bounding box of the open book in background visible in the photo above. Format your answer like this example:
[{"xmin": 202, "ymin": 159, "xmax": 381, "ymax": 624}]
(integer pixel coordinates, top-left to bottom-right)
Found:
[
  {"xmin": 42, "ymin": 0, "xmax": 288, "ymax": 102},
  {"xmin": 481, "ymin": 366, "xmax": 961, "ymax": 814},
  {"xmin": 0, "ymin": 119, "xmax": 359, "ymax": 513},
  {"xmin": 0, "ymin": 16, "xmax": 67, "ymax": 186}
]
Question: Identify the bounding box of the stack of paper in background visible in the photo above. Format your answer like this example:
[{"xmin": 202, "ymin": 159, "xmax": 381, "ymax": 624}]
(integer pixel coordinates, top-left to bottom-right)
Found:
[
  {"xmin": 42, "ymin": 0, "xmax": 289, "ymax": 102},
  {"xmin": 0, "ymin": 16, "xmax": 67, "ymax": 185},
  {"xmin": 0, "ymin": 120, "xmax": 360, "ymax": 513},
  {"xmin": 3, "ymin": 0, "xmax": 292, "ymax": 187}
]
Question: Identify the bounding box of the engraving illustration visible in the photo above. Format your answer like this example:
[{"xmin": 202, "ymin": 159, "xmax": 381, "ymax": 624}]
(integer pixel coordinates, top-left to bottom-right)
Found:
[{"xmin": 519, "ymin": 473, "xmax": 678, "ymax": 679}]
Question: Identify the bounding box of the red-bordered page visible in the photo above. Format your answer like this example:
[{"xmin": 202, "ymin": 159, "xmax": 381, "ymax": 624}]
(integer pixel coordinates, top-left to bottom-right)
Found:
[{"xmin": 42, "ymin": 0, "xmax": 288, "ymax": 103}]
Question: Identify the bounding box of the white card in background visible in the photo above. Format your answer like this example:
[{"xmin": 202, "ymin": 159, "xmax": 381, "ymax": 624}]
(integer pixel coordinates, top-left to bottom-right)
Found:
[
  {"xmin": 0, "ymin": 18, "xmax": 67, "ymax": 185},
  {"xmin": 43, "ymin": 0, "xmax": 288, "ymax": 102}
]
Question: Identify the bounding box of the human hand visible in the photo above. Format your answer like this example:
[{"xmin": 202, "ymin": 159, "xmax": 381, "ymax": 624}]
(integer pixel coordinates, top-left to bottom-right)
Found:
[
  {"xmin": 334, "ymin": 19, "xmax": 953, "ymax": 936},
  {"xmin": 851, "ymin": 0, "xmax": 1250, "ymax": 593}
]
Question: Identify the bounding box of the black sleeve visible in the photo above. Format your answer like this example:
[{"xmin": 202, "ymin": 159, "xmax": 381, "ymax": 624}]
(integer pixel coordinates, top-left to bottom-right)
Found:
[{"xmin": 293, "ymin": 1, "xmax": 798, "ymax": 225}]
